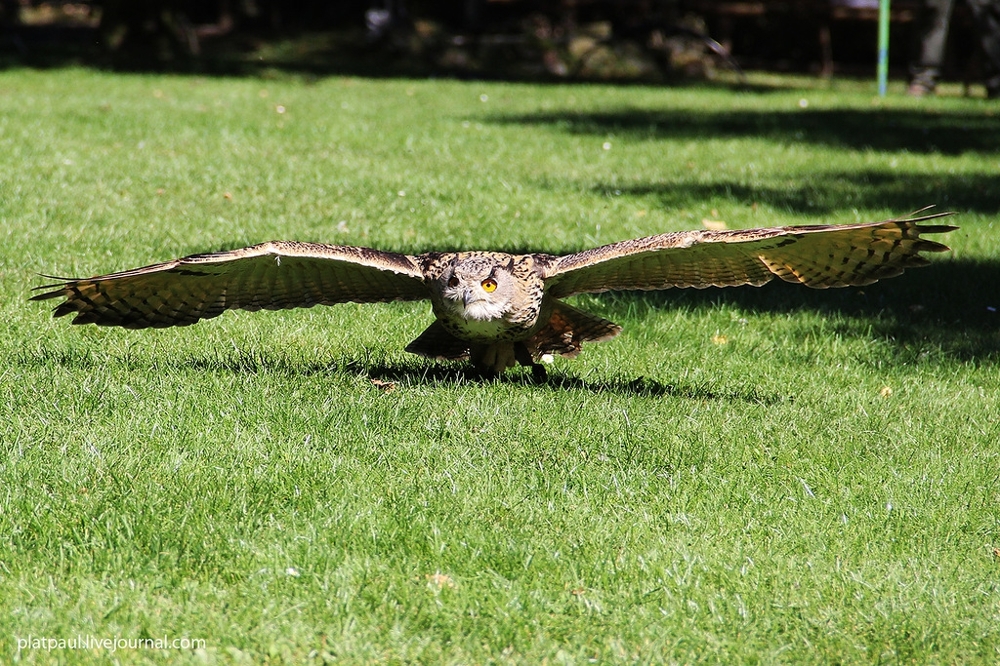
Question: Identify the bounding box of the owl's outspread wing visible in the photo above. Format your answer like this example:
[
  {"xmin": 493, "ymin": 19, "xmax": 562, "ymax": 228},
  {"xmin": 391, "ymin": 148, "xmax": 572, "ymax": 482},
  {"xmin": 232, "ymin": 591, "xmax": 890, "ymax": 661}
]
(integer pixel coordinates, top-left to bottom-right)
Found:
[
  {"xmin": 32, "ymin": 211, "xmax": 956, "ymax": 377},
  {"xmin": 542, "ymin": 211, "xmax": 956, "ymax": 299},
  {"xmin": 31, "ymin": 241, "xmax": 429, "ymax": 328}
]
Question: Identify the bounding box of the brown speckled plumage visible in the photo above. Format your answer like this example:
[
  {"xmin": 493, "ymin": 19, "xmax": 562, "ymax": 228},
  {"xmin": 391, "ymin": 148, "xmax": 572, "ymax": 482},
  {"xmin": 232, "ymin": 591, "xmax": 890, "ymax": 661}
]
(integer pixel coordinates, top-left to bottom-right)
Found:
[{"xmin": 32, "ymin": 211, "xmax": 956, "ymax": 375}]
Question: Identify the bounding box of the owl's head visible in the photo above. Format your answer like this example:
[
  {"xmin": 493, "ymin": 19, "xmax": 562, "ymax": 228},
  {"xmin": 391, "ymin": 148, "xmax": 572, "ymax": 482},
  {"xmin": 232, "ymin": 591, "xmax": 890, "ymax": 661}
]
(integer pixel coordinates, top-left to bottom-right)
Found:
[{"xmin": 437, "ymin": 255, "xmax": 517, "ymax": 322}]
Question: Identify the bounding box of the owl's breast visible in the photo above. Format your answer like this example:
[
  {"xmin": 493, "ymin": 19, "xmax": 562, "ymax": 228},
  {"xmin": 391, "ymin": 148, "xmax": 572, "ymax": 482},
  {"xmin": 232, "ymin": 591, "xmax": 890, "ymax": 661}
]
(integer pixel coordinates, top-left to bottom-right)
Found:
[
  {"xmin": 445, "ymin": 315, "xmax": 511, "ymax": 340},
  {"xmin": 432, "ymin": 295, "xmax": 550, "ymax": 343}
]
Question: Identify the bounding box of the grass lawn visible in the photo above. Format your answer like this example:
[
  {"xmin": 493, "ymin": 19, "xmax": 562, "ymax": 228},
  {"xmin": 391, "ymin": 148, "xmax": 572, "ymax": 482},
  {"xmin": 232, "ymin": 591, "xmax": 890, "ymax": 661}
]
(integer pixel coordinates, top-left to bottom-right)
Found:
[{"xmin": 1, "ymin": 68, "xmax": 998, "ymax": 664}]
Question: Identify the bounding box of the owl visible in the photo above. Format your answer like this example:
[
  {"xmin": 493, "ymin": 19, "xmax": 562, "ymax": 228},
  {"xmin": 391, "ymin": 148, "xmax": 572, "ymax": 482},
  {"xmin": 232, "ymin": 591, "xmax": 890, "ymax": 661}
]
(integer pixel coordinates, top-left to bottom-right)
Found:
[{"xmin": 32, "ymin": 211, "xmax": 955, "ymax": 378}]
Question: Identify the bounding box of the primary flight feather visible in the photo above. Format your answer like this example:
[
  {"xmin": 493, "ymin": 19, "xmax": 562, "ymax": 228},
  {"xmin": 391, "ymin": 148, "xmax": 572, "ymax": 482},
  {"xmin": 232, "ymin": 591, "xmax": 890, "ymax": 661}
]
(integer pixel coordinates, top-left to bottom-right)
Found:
[{"xmin": 33, "ymin": 211, "xmax": 956, "ymax": 377}]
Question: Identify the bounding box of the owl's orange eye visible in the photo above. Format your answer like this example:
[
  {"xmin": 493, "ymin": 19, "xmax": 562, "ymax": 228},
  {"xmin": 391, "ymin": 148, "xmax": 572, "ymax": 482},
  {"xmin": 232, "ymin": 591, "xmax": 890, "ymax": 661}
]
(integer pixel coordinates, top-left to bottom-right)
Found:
[
  {"xmin": 447, "ymin": 276, "xmax": 460, "ymax": 288},
  {"xmin": 481, "ymin": 278, "xmax": 498, "ymax": 293}
]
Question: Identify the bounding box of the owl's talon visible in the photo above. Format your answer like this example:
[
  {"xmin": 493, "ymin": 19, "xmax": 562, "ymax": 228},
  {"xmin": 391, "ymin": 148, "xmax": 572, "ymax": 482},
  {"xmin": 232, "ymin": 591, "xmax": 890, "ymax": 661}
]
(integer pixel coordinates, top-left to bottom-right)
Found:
[{"xmin": 529, "ymin": 363, "xmax": 548, "ymax": 383}]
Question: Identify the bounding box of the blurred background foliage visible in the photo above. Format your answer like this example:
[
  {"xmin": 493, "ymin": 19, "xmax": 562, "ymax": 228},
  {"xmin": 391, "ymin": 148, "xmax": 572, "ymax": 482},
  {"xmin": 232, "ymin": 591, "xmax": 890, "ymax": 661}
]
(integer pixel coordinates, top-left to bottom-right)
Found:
[{"xmin": 0, "ymin": 0, "xmax": 987, "ymax": 84}]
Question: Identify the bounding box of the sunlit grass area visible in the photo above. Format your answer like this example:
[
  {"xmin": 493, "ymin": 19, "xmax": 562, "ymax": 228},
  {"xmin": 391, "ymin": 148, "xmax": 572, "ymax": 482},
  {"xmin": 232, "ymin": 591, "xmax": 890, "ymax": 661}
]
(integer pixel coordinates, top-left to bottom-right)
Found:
[{"xmin": 1, "ymin": 68, "xmax": 998, "ymax": 664}]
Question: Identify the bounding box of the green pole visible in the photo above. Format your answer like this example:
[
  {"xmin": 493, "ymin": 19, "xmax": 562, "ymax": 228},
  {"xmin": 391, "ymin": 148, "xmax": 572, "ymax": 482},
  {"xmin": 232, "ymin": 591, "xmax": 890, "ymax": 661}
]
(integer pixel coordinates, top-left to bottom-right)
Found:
[{"xmin": 878, "ymin": 0, "xmax": 890, "ymax": 96}]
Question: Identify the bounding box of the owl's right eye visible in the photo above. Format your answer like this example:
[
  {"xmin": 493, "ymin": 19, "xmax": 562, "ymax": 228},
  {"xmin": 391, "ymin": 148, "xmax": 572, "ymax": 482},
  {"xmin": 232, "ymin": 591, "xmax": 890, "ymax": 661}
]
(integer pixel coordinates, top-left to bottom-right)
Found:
[{"xmin": 447, "ymin": 276, "xmax": 460, "ymax": 288}]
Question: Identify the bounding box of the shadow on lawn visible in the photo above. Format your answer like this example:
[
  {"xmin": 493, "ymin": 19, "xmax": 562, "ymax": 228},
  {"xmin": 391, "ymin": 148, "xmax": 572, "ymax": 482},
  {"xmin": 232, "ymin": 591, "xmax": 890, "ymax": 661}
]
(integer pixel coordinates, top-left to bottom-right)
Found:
[
  {"xmin": 593, "ymin": 171, "xmax": 1000, "ymax": 216},
  {"xmin": 162, "ymin": 352, "xmax": 784, "ymax": 403},
  {"xmin": 588, "ymin": 257, "xmax": 1000, "ymax": 362},
  {"xmin": 362, "ymin": 363, "xmax": 788, "ymax": 404},
  {"xmin": 490, "ymin": 107, "xmax": 1000, "ymax": 157}
]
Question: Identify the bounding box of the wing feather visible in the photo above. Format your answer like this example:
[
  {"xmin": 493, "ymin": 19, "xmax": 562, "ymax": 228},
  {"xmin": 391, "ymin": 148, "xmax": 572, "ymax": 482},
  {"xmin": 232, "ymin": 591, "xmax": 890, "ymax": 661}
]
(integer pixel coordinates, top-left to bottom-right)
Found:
[
  {"xmin": 31, "ymin": 242, "xmax": 429, "ymax": 328},
  {"xmin": 543, "ymin": 212, "xmax": 956, "ymax": 298}
]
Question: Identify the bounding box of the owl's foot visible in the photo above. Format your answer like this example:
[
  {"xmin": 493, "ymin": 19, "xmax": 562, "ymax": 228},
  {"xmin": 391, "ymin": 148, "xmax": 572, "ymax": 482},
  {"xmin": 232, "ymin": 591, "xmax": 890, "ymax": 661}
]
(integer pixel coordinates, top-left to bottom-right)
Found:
[{"xmin": 528, "ymin": 362, "xmax": 548, "ymax": 383}]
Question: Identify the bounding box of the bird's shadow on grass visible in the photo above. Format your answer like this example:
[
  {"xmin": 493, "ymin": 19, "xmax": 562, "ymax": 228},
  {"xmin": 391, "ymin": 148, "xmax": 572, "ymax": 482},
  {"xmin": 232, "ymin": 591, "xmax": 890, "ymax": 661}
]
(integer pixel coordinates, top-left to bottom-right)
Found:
[
  {"xmin": 162, "ymin": 354, "xmax": 787, "ymax": 404},
  {"xmin": 360, "ymin": 363, "xmax": 788, "ymax": 405}
]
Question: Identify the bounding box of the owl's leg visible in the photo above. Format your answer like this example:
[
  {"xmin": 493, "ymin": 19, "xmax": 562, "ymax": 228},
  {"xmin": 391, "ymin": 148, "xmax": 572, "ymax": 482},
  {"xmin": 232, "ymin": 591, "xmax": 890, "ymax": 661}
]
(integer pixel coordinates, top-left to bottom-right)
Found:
[
  {"xmin": 471, "ymin": 343, "xmax": 546, "ymax": 380},
  {"xmin": 514, "ymin": 342, "xmax": 548, "ymax": 382},
  {"xmin": 473, "ymin": 343, "xmax": 517, "ymax": 374}
]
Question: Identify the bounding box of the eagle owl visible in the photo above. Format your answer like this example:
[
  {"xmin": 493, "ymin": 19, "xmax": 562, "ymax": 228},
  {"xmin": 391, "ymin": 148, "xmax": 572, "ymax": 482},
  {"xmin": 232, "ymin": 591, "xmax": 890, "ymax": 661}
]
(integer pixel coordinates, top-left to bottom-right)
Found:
[{"xmin": 33, "ymin": 211, "xmax": 955, "ymax": 378}]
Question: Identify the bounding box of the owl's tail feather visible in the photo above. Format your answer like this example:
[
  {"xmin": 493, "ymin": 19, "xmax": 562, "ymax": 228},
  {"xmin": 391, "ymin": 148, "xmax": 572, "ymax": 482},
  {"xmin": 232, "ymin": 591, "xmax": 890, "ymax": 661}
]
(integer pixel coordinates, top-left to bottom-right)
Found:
[
  {"xmin": 404, "ymin": 321, "xmax": 472, "ymax": 361},
  {"xmin": 527, "ymin": 300, "xmax": 622, "ymax": 360}
]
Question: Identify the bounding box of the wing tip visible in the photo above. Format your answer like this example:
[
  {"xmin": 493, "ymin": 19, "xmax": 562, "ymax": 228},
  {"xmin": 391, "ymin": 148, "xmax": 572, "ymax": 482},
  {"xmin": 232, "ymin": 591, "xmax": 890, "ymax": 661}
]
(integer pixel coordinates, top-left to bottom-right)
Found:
[
  {"xmin": 29, "ymin": 289, "xmax": 65, "ymax": 303},
  {"xmin": 30, "ymin": 273, "xmax": 78, "ymax": 302},
  {"xmin": 890, "ymin": 208, "xmax": 958, "ymax": 254}
]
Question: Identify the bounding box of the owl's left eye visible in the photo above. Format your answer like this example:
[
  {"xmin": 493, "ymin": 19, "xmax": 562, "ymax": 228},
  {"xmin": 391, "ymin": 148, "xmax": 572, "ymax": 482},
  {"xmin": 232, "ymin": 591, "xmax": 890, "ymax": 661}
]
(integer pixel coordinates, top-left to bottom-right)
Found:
[
  {"xmin": 447, "ymin": 276, "xmax": 460, "ymax": 288},
  {"xmin": 481, "ymin": 278, "xmax": 498, "ymax": 293}
]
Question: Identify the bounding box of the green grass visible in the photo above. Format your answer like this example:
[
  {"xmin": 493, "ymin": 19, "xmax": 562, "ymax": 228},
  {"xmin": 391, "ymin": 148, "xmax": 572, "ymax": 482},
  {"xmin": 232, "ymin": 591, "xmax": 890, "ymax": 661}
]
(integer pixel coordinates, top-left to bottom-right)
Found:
[{"xmin": 1, "ymin": 68, "xmax": 999, "ymax": 664}]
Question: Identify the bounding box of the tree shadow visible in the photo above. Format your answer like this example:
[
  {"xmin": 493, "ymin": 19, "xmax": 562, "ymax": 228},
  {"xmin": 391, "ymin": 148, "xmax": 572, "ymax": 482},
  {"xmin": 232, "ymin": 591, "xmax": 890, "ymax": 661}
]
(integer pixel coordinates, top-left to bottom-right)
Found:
[
  {"xmin": 594, "ymin": 170, "xmax": 1000, "ymax": 216},
  {"xmin": 586, "ymin": 257, "xmax": 1000, "ymax": 363},
  {"xmin": 491, "ymin": 107, "xmax": 1000, "ymax": 156}
]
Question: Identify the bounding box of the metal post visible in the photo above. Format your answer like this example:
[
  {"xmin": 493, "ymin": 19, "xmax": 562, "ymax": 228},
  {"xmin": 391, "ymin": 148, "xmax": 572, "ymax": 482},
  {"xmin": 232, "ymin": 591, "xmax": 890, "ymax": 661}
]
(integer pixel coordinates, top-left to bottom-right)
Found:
[{"xmin": 878, "ymin": 0, "xmax": 890, "ymax": 96}]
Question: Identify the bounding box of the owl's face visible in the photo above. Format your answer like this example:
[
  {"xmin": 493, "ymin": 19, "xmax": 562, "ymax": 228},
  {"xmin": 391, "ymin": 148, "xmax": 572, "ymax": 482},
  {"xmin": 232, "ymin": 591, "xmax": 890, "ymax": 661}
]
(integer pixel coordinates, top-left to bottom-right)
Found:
[{"xmin": 437, "ymin": 256, "xmax": 516, "ymax": 322}]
